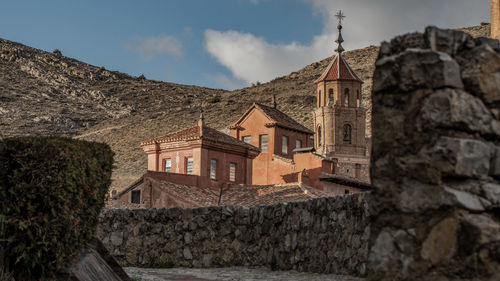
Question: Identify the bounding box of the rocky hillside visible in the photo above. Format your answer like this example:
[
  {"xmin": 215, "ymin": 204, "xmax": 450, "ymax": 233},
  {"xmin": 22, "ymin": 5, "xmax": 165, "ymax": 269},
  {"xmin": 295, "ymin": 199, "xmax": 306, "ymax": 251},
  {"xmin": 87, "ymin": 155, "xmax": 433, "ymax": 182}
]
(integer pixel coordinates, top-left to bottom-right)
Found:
[{"xmin": 0, "ymin": 24, "xmax": 490, "ymax": 191}]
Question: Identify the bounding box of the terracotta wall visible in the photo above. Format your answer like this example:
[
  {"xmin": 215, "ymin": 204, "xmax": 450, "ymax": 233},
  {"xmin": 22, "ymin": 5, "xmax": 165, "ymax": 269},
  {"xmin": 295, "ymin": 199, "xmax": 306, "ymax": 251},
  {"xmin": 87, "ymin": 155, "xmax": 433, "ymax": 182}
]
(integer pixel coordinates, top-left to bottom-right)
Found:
[
  {"xmin": 204, "ymin": 148, "xmax": 249, "ymax": 185},
  {"xmin": 156, "ymin": 147, "xmax": 201, "ymax": 175},
  {"xmin": 293, "ymin": 152, "xmax": 334, "ymax": 190}
]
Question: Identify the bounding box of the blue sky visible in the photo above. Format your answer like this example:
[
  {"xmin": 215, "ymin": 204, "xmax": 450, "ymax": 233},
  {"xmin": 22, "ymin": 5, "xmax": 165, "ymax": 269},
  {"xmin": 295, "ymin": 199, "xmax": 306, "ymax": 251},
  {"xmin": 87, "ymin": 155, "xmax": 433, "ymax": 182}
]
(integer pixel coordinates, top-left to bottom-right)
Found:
[{"xmin": 0, "ymin": 0, "xmax": 490, "ymax": 90}]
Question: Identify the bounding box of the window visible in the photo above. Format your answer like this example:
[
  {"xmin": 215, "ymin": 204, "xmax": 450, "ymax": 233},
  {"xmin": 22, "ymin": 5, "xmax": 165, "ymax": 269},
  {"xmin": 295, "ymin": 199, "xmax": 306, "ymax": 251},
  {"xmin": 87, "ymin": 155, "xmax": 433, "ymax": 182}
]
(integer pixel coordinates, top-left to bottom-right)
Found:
[
  {"xmin": 131, "ymin": 190, "xmax": 141, "ymax": 204},
  {"xmin": 282, "ymin": 136, "xmax": 288, "ymax": 155},
  {"xmin": 317, "ymin": 90, "xmax": 321, "ymax": 107},
  {"xmin": 296, "ymin": 139, "xmax": 302, "ymax": 149},
  {"xmin": 242, "ymin": 136, "xmax": 251, "ymax": 144},
  {"xmin": 343, "ymin": 124, "xmax": 352, "ymax": 144},
  {"xmin": 344, "ymin": 88, "xmax": 350, "ymax": 107},
  {"xmin": 210, "ymin": 159, "xmax": 217, "ymax": 180},
  {"xmin": 186, "ymin": 157, "xmax": 193, "ymax": 175},
  {"xmin": 329, "ymin": 89, "xmax": 334, "ymax": 105},
  {"xmin": 345, "ymin": 189, "xmax": 350, "ymax": 195},
  {"xmin": 318, "ymin": 126, "xmax": 322, "ymax": 146},
  {"xmin": 164, "ymin": 159, "xmax": 171, "ymax": 173},
  {"xmin": 229, "ymin": 163, "xmax": 236, "ymax": 182},
  {"xmin": 260, "ymin": 135, "xmax": 268, "ymax": 152}
]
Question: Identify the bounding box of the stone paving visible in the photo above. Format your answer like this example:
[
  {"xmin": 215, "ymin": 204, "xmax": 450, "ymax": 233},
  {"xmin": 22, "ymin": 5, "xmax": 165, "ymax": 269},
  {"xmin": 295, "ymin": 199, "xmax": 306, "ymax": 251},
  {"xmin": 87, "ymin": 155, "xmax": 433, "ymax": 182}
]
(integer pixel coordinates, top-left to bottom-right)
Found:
[{"xmin": 125, "ymin": 267, "xmax": 365, "ymax": 281}]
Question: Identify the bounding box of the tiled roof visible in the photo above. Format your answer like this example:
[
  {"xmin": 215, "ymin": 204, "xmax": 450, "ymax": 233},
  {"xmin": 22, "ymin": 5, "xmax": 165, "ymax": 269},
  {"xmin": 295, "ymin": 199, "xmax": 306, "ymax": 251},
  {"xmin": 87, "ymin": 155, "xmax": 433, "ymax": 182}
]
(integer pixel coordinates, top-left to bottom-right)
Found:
[
  {"xmin": 231, "ymin": 103, "xmax": 313, "ymax": 134},
  {"xmin": 202, "ymin": 126, "xmax": 259, "ymax": 151},
  {"xmin": 315, "ymin": 54, "xmax": 363, "ymax": 83},
  {"xmin": 141, "ymin": 124, "xmax": 259, "ymax": 151},
  {"xmin": 320, "ymin": 173, "xmax": 371, "ymax": 189},
  {"xmin": 140, "ymin": 125, "xmax": 200, "ymax": 145},
  {"xmin": 219, "ymin": 184, "xmax": 332, "ymax": 207},
  {"xmin": 108, "ymin": 173, "xmax": 333, "ymax": 209}
]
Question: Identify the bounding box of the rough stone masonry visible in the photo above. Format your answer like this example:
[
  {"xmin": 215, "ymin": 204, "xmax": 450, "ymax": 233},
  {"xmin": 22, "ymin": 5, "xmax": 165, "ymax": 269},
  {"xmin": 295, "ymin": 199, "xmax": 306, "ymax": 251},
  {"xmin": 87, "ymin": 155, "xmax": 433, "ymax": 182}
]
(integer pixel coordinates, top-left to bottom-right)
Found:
[
  {"xmin": 368, "ymin": 26, "xmax": 500, "ymax": 280},
  {"xmin": 98, "ymin": 193, "xmax": 369, "ymax": 276}
]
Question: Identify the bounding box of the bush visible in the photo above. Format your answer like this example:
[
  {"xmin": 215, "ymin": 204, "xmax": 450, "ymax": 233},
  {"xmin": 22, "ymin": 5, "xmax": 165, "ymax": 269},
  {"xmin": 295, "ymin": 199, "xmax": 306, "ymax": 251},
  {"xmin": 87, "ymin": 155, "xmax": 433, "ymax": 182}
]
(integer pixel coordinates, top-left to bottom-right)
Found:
[
  {"xmin": 207, "ymin": 96, "xmax": 221, "ymax": 103},
  {"xmin": 182, "ymin": 98, "xmax": 192, "ymax": 106},
  {"xmin": 0, "ymin": 137, "xmax": 114, "ymax": 280},
  {"xmin": 138, "ymin": 74, "xmax": 146, "ymax": 80}
]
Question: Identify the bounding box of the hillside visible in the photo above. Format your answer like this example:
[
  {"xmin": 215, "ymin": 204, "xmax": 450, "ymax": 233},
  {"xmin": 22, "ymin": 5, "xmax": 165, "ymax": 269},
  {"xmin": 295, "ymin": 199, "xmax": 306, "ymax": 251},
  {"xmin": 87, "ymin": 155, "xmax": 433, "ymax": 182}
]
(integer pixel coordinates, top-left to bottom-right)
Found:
[{"xmin": 0, "ymin": 24, "xmax": 490, "ymax": 191}]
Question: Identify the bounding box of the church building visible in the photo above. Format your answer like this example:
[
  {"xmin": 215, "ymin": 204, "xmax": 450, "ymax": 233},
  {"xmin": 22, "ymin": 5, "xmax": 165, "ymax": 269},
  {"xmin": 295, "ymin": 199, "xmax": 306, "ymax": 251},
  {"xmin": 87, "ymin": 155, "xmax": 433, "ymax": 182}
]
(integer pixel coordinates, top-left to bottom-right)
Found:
[{"xmin": 110, "ymin": 11, "xmax": 370, "ymax": 208}]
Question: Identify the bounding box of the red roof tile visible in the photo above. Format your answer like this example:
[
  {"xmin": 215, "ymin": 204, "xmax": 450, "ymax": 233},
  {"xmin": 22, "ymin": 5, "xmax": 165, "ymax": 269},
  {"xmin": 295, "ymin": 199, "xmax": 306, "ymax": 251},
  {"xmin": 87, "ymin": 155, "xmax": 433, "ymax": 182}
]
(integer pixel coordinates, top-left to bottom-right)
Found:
[
  {"xmin": 231, "ymin": 103, "xmax": 313, "ymax": 135},
  {"xmin": 315, "ymin": 54, "xmax": 363, "ymax": 83},
  {"xmin": 141, "ymin": 124, "xmax": 259, "ymax": 152},
  {"xmin": 108, "ymin": 173, "xmax": 334, "ymax": 209}
]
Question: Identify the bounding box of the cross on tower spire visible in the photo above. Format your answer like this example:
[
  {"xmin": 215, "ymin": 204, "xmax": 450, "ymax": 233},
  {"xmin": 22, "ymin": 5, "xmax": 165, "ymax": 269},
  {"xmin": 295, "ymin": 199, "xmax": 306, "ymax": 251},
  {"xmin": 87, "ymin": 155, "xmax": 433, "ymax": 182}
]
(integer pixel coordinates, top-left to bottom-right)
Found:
[{"xmin": 335, "ymin": 10, "xmax": 345, "ymax": 54}]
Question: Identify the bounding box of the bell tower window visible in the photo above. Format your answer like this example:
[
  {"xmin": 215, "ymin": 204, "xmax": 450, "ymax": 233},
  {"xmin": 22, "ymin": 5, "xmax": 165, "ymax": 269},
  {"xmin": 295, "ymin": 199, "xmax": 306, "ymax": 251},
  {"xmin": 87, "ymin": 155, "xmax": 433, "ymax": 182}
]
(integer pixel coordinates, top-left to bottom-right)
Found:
[
  {"xmin": 343, "ymin": 124, "xmax": 352, "ymax": 144},
  {"xmin": 317, "ymin": 126, "xmax": 322, "ymax": 146},
  {"xmin": 328, "ymin": 89, "xmax": 334, "ymax": 105},
  {"xmin": 344, "ymin": 88, "xmax": 350, "ymax": 107}
]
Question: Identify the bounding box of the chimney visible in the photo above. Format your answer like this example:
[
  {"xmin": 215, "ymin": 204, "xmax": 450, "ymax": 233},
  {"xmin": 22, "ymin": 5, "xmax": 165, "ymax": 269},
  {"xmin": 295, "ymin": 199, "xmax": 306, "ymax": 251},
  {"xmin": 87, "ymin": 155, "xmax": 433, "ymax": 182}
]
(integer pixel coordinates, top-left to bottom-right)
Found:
[
  {"xmin": 198, "ymin": 112, "xmax": 205, "ymax": 136},
  {"xmin": 492, "ymin": 0, "xmax": 500, "ymax": 39}
]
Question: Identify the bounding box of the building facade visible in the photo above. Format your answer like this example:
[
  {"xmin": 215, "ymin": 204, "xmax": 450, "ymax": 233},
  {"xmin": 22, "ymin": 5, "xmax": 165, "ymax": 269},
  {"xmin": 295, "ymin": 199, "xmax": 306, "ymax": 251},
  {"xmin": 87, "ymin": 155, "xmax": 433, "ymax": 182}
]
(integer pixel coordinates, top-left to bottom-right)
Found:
[
  {"xmin": 140, "ymin": 115, "xmax": 259, "ymax": 188},
  {"xmin": 229, "ymin": 102, "xmax": 316, "ymax": 185},
  {"xmin": 112, "ymin": 12, "xmax": 371, "ymax": 208}
]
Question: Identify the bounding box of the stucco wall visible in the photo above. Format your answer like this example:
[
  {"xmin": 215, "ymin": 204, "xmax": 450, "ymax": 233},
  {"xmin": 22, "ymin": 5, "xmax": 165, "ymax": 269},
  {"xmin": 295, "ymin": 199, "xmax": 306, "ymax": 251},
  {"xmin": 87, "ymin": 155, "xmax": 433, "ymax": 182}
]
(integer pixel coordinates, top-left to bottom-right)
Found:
[{"xmin": 98, "ymin": 193, "xmax": 370, "ymax": 276}]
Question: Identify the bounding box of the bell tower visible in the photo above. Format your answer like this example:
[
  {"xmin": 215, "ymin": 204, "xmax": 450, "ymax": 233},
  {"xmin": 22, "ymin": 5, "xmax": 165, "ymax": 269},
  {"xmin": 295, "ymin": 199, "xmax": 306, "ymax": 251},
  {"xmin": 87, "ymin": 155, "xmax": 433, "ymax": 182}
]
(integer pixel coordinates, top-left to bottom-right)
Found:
[{"xmin": 313, "ymin": 11, "xmax": 367, "ymax": 157}]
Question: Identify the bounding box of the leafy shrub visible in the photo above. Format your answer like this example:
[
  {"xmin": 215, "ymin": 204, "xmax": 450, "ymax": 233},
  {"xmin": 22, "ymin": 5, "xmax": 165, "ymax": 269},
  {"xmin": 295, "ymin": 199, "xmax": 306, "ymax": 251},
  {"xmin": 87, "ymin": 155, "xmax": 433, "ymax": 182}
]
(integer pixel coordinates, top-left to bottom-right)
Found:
[
  {"xmin": 138, "ymin": 74, "xmax": 146, "ymax": 80},
  {"xmin": 207, "ymin": 96, "xmax": 221, "ymax": 103},
  {"xmin": 182, "ymin": 98, "xmax": 192, "ymax": 106},
  {"xmin": 52, "ymin": 49, "xmax": 62, "ymax": 57},
  {"xmin": 0, "ymin": 137, "xmax": 114, "ymax": 280}
]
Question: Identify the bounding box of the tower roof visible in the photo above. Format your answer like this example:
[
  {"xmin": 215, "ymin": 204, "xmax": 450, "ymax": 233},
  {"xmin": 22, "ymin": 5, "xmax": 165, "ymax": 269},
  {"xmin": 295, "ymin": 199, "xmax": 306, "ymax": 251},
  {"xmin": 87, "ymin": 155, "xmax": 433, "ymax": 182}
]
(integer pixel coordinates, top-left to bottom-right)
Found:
[
  {"xmin": 315, "ymin": 54, "xmax": 363, "ymax": 83},
  {"xmin": 316, "ymin": 10, "xmax": 363, "ymax": 84}
]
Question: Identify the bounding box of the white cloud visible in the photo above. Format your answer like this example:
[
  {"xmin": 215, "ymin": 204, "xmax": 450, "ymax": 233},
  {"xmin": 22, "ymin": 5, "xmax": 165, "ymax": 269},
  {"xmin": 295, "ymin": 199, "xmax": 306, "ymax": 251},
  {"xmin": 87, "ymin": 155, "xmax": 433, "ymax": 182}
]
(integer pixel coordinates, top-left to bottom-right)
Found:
[
  {"xmin": 126, "ymin": 35, "xmax": 183, "ymax": 61},
  {"xmin": 204, "ymin": 29, "xmax": 332, "ymax": 84},
  {"xmin": 204, "ymin": 0, "xmax": 488, "ymax": 85}
]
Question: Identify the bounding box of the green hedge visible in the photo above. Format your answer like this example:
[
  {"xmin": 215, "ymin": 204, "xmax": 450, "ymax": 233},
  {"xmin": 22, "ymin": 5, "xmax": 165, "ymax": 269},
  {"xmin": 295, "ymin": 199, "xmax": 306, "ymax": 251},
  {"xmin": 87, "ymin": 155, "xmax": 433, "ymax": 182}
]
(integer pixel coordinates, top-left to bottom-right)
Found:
[{"xmin": 0, "ymin": 137, "xmax": 114, "ymax": 280}]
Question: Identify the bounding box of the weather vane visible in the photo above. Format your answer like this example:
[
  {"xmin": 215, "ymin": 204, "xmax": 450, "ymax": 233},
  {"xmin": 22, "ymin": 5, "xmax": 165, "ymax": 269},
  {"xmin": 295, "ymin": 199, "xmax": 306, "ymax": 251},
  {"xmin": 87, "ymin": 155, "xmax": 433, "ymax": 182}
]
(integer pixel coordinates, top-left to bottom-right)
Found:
[
  {"xmin": 335, "ymin": 10, "xmax": 345, "ymax": 26},
  {"xmin": 334, "ymin": 10, "xmax": 345, "ymax": 54}
]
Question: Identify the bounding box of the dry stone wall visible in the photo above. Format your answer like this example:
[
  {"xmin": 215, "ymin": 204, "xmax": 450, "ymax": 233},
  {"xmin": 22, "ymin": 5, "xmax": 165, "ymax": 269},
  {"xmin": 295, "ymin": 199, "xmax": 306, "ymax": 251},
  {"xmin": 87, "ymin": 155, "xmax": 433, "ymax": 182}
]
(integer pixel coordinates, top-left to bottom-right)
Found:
[
  {"xmin": 98, "ymin": 193, "xmax": 369, "ymax": 275},
  {"xmin": 368, "ymin": 26, "xmax": 500, "ymax": 280}
]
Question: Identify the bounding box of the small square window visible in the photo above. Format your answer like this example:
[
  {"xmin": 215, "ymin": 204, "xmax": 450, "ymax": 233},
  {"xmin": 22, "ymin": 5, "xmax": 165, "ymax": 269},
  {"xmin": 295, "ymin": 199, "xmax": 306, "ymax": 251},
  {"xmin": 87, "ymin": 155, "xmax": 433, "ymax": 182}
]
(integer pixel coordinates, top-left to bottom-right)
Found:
[
  {"xmin": 260, "ymin": 135, "xmax": 268, "ymax": 152},
  {"xmin": 229, "ymin": 162, "xmax": 236, "ymax": 182},
  {"xmin": 186, "ymin": 157, "xmax": 193, "ymax": 175},
  {"xmin": 296, "ymin": 140, "xmax": 302, "ymax": 149},
  {"xmin": 282, "ymin": 136, "xmax": 288, "ymax": 155},
  {"xmin": 131, "ymin": 190, "xmax": 141, "ymax": 204},
  {"xmin": 164, "ymin": 159, "xmax": 171, "ymax": 173},
  {"xmin": 242, "ymin": 136, "xmax": 251, "ymax": 144},
  {"xmin": 210, "ymin": 159, "xmax": 217, "ymax": 180}
]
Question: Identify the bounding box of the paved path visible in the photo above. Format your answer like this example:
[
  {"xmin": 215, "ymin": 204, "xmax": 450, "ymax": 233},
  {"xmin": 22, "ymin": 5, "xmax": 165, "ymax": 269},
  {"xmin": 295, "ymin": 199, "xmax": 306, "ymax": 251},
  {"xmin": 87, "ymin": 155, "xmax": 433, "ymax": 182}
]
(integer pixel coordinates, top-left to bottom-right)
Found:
[{"xmin": 125, "ymin": 267, "xmax": 365, "ymax": 281}]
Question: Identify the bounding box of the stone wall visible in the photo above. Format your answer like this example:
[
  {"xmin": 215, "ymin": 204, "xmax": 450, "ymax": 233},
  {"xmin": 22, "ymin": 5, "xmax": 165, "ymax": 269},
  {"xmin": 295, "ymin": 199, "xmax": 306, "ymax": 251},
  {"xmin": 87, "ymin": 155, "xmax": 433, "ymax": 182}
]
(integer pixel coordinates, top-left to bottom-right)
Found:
[
  {"xmin": 98, "ymin": 193, "xmax": 370, "ymax": 275},
  {"xmin": 368, "ymin": 27, "xmax": 500, "ymax": 280}
]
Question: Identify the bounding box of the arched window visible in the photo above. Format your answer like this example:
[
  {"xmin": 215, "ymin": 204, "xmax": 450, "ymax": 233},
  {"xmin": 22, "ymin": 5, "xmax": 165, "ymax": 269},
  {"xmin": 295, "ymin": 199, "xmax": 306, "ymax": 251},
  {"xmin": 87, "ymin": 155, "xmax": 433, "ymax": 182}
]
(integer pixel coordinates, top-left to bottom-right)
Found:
[
  {"xmin": 328, "ymin": 89, "xmax": 334, "ymax": 105},
  {"xmin": 318, "ymin": 126, "xmax": 322, "ymax": 146},
  {"xmin": 343, "ymin": 124, "xmax": 352, "ymax": 144},
  {"xmin": 344, "ymin": 88, "xmax": 350, "ymax": 107}
]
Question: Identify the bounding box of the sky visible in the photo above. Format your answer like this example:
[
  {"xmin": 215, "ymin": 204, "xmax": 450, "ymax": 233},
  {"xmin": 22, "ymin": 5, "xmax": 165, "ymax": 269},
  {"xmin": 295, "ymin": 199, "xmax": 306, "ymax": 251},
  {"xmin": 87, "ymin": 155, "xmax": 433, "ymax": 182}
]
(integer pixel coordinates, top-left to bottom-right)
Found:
[{"xmin": 0, "ymin": 0, "xmax": 490, "ymax": 90}]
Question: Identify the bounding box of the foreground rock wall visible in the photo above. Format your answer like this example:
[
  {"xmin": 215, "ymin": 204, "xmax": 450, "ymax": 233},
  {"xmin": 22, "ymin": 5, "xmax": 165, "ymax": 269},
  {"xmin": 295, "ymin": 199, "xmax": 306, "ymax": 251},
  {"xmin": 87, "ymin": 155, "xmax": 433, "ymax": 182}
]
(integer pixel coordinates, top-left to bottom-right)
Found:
[
  {"xmin": 368, "ymin": 27, "xmax": 500, "ymax": 280},
  {"xmin": 98, "ymin": 193, "xmax": 369, "ymax": 275}
]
